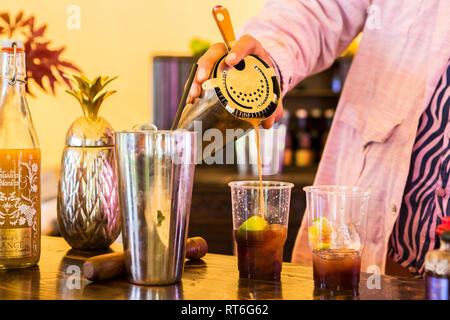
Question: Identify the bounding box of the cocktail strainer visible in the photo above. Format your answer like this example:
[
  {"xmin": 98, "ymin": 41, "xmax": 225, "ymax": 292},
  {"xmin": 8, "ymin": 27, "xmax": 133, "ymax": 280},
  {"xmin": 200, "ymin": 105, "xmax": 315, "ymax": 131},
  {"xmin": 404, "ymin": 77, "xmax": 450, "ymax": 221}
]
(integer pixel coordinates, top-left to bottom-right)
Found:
[
  {"xmin": 173, "ymin": 5, "xmax": 281, "ymax": 161},
  {"xmin": 204, "ymin": 53, "xmax": 280, "ymax": 119}
]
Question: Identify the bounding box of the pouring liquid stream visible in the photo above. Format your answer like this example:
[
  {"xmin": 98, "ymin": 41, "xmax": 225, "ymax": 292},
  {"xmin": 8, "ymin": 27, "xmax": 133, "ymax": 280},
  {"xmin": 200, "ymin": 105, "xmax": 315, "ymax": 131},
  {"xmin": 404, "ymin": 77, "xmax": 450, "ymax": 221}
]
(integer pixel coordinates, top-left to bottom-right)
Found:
[
  {"xmin": 247, "ymin": 118, "xmax": 265, "ymax": 218},
  {"xmin": 210, "ymin": 5, "xmax": 280, "ymax": 219}
]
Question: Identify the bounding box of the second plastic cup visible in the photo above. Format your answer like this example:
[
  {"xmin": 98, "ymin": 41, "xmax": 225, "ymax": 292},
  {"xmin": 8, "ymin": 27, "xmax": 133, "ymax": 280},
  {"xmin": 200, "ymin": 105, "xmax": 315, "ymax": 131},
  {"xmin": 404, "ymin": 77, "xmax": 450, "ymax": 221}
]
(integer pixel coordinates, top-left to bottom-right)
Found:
[
  {"xmin": 229, "ymin": 181, "xmax": 294, "ymax": 281},
  {"xmin": 304, "ymin": 185, "xmax": 370, "ymax": 296}
]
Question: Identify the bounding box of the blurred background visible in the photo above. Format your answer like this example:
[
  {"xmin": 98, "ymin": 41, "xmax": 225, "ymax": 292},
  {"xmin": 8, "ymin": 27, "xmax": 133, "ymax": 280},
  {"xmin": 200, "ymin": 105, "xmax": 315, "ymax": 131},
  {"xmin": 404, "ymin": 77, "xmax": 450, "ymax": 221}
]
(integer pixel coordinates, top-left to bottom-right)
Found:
[
  {"xmin": 3, "ymin": 0, "xmax": 269, "ymax": 170},
  {"xmin": 2, "ymin": 0, "xmax": 357, "ymax": 260}
]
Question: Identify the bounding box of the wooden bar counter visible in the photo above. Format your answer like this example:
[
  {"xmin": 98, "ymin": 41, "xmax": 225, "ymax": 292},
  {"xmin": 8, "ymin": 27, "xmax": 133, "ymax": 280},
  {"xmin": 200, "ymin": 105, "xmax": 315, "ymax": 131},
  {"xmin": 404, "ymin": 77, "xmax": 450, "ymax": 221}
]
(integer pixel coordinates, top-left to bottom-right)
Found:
[{"xmin": 0, "ymin": 236, "xmax": 425, "ymax": 300}]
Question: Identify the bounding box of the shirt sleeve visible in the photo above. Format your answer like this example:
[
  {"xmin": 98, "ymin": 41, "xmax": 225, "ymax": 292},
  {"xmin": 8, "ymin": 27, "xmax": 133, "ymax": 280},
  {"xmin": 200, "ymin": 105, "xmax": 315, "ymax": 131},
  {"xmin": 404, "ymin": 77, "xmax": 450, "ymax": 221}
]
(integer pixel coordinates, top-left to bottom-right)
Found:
[{"xmin": 238, "ymin": 0, "xmax": 369, "ymax": 97}]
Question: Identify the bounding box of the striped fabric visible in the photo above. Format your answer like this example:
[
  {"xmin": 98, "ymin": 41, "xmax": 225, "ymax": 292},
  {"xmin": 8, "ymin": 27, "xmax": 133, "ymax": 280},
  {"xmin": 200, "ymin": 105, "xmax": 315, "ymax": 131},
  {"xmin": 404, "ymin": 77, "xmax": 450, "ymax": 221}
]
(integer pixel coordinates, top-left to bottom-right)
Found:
[
  {"xmin": 242, "ymin": 0, "xmax": 450, "ymax": 271},
  {"xmin": 388, "ymin": 59, "xmax": 450, "ymax": 277}
]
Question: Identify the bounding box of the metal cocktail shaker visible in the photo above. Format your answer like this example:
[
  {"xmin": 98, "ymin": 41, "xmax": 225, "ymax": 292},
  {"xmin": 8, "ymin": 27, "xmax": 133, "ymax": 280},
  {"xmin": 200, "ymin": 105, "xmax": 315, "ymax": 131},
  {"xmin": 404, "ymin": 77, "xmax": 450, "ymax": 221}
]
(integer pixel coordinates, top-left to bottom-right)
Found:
[
  {"xmin": 115, "ymin": 127, "xmax": 196, "ymax": 285},
  {"xmin": 172, "ymin": 7, "xmax": 280, "ymax": 162},
  {"xmin": 174, "ymin": 54, "xmax": 280, "ymax": 162}
]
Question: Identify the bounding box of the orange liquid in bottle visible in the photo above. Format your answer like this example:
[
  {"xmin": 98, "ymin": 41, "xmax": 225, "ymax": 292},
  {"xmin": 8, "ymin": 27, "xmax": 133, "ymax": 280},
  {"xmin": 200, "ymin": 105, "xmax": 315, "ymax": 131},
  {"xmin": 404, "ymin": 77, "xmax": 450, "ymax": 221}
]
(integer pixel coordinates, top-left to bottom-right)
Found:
[{"xmin": 0, "ymin": 148, "xmax": 41, "ymax": 269}]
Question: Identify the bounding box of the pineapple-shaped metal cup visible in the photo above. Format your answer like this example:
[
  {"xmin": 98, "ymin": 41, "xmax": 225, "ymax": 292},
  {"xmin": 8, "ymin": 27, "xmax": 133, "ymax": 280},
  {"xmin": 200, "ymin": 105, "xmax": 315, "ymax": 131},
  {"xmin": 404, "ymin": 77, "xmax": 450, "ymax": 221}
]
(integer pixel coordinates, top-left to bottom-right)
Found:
[{"xmin": 57, "ymin": 75, "xmax": 121, "ymax": 250}]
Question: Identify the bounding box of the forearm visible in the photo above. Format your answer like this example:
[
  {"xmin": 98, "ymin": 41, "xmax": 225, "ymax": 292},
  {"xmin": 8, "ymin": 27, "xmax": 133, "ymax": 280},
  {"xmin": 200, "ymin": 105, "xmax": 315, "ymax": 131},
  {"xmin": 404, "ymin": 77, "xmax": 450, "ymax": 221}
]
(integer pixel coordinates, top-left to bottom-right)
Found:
[{"xmin": 238, "ymin": 0, "xmax": 369, "ymax": 96}]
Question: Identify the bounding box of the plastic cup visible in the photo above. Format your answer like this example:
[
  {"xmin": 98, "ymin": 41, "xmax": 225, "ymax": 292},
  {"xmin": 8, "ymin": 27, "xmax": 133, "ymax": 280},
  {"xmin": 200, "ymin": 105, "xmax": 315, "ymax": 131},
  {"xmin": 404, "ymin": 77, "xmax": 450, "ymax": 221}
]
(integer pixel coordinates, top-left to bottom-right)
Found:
[
  {"xmin": 229, "ymin": 181, "xmax": 294, "ymax": 281},
  {"xmin": 303, "ymin": 185, "xmax": 370, "ymax": 296}
]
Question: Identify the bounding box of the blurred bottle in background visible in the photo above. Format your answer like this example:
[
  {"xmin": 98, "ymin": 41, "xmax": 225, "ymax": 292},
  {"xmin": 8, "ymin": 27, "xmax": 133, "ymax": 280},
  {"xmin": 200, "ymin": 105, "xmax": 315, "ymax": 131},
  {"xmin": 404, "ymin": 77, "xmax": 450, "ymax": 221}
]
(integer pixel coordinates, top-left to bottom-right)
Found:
[
  {"xmin": 283, "ymin": 122, "xmax": 295, "ymax": 167},
  {"xmin": 294, "ymin": 109, "xmax": 314, "ymax": 167},
  {"xmin": 236, "ymin": 111, "xmax": 289, "ymax": 176},
  {"xmin": 283, "ymin": 114, "xmax": 294, "ymax": 167},
  {"xmin": 275, "ymin": 106, "xmax": 336, "ymax": 169},
  {"xmin": 309, "ymin": 108, "xmax": 323, "ymax": 164},
  {"xmin": 320, "ymin": 108, "xmax": 335, "ymax": 157},
  {"xmin": 425, "ymin": 219, "xmax": 450, "ymax": 300},
  {"xmin": 331, "ymin": 66, "xmax": 342, "ymax": 93}
]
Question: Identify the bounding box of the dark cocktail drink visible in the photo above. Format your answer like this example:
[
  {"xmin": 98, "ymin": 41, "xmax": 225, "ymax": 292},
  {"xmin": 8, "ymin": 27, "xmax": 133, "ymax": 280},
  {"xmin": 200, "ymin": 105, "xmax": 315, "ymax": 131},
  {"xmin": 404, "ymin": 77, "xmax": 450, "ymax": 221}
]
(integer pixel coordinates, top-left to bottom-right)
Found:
[
  {"xmin": 304, "ymin": 186, "xmax": 370, "ymax": 297},
  {"xmin": 235, "ymin": 224, "xmax": 287, "ymax": 281},
  {"xmin": 229, "ymin": 181, "xmax": 293, "ymax": 282},
  {"xmin": 312, "ymin": 249, "xmax": 361, "ymax": 295}
]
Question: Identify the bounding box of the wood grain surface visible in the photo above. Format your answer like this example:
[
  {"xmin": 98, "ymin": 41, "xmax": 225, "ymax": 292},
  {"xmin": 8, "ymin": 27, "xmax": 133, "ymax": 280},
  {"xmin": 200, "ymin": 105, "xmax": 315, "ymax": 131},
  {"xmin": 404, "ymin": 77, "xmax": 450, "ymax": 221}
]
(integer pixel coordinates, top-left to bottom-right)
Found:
[{"xmin": 0, "ymin": 236, "xmax": 425, "ymax": 300}]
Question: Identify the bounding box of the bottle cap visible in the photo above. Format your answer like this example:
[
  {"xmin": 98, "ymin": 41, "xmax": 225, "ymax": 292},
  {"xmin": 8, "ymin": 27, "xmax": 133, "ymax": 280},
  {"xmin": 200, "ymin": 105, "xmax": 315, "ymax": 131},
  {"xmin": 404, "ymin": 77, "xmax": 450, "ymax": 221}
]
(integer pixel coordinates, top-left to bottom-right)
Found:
[
  {"xmin": 295, "ymin": 108, "xmax": 308, "ymax": 119},
  {"xmin": 437, "ymin": 217, "xmax": 450, "ymax": 240},
  {"xmin": 310, "ymin": 108, "xmax": 322, "ymax": 118},
  {"xmin": 441, "ymin": 216, "xmax": 450, "ymax": 226},
  {"xmin": 1, "ymin": 40, "xmax": 24, "ymax": 49},
  {"xmin": 324, "ymin": 108, "xmax": 335, "ymax": 118}
]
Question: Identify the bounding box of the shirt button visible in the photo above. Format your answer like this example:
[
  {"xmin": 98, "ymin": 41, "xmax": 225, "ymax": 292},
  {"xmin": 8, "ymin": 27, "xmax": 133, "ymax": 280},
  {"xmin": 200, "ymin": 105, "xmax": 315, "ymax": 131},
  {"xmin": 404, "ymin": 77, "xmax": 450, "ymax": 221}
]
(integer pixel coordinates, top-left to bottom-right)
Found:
[
  {"xmin": 391, "ymin": 204, "xmax": 398, "ymax": 215},
  {"xmin": 436, "ymin": 188, "xmax": 447, "ymax": 197}
]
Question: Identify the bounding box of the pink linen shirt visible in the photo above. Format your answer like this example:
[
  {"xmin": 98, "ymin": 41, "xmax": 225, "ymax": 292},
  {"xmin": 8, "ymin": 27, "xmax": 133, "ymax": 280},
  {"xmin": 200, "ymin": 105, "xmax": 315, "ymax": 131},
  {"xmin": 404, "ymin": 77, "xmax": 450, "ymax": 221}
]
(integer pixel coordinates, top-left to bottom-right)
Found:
[{"xmin": 239, "ymin": 0, "xmax": 450, "ymax": 273}]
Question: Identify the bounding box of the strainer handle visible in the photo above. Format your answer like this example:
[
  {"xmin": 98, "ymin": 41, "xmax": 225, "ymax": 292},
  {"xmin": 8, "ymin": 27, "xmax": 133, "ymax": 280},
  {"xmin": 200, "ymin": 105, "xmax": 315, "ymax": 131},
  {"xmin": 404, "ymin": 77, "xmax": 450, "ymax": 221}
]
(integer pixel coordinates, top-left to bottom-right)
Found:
[{"xmin": 212, "ymin": 5, "xmax": 236, "ymax": 51}]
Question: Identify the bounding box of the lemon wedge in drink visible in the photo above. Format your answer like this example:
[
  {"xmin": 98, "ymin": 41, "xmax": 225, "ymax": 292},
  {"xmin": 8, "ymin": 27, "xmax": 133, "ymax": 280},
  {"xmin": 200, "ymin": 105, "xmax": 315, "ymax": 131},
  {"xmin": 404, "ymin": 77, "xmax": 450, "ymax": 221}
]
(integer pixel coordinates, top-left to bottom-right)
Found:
[
  {"xmin": 238, "ymin": 216, "xmax": 268, "ymax": 237},
  {"xmin": 308, "ymin": 217, "xmax": 333, "ymax": 250}
]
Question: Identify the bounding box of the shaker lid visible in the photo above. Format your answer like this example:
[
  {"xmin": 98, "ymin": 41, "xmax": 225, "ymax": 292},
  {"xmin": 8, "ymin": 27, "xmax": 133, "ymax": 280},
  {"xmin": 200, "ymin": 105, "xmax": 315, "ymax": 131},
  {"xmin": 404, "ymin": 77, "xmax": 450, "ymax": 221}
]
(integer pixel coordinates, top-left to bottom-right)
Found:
[
  {"xmin": 204, "ymin": 54, "xmax": 280, "ymax": 120},
  {"xmin": 66, "ymin": 116, "xmax": 115, "ymax": 147},
  {"xmin": 437, "ymin": 217, "xmax": 450, "ymax": 242}
]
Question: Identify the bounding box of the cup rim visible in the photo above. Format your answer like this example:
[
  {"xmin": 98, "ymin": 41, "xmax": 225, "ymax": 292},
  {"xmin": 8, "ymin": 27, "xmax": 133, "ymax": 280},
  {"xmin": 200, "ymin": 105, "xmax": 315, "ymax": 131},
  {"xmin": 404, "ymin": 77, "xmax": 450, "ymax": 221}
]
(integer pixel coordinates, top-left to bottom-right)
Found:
[
  {"xmin": 303, "ymin": 185, "xmax": 370, "ymax": 197},
  {"xmin": 228, "ymin": 180, "xmax": 294, "ymax": 190}
]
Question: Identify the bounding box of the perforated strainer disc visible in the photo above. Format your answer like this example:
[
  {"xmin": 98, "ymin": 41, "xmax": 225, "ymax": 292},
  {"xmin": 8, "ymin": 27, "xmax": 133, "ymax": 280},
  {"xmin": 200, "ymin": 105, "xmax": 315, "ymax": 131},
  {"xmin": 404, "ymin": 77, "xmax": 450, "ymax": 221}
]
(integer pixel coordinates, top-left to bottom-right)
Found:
[{"xmin": 205, "ymin": 54, "xmax": 280, "ymax": 120}]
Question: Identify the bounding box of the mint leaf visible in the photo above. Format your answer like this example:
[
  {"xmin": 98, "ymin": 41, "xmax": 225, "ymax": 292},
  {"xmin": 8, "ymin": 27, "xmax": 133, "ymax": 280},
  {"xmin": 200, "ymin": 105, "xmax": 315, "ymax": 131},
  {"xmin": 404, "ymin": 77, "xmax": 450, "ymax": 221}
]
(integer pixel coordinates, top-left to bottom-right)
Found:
[{"xmin": 157, "ymin": 210, "xmax": 165, "ymax": 227}]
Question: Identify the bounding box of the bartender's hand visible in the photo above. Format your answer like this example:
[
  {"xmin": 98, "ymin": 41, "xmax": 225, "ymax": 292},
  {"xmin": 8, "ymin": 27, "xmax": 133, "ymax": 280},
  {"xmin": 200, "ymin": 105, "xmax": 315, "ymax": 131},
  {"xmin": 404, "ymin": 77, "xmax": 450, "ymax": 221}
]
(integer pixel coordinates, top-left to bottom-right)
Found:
[{"xmin": 186, "ymin": 35, "xmax": 284, "ymax": 129}]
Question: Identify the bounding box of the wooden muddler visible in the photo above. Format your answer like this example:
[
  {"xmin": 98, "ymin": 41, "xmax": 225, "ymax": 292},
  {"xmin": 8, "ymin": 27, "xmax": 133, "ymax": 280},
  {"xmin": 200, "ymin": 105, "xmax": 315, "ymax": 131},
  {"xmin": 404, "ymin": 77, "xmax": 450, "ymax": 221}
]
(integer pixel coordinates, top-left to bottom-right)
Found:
[{"xmin": 82, "ymin": 237, "xmax": 208, "ymax": 282}]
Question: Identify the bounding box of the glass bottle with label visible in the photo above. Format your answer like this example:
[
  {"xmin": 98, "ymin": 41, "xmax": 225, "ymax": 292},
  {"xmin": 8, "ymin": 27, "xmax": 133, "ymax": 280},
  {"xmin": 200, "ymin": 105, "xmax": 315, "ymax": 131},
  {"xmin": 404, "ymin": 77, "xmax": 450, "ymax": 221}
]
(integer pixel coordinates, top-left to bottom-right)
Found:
[
  {"xmin": 295, "ymin": 108, "xmax": 313, "ymax": 167},
  {"xmin": 425, "ymin": 220, "xmax": 450, "ymax": 300},
  {"xmin": 309, "ymin": 108, "xmax": 323, "ymax": 163},
  {"xmin": 320, "ymin": 108, "xmax": 335, "ymax": 157},
  {"xmin": 0, "ymin": 40, "xmax": 41, "ymax": 269}
]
